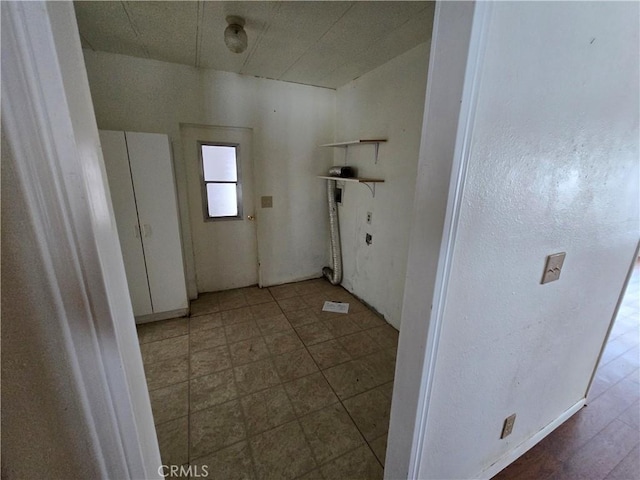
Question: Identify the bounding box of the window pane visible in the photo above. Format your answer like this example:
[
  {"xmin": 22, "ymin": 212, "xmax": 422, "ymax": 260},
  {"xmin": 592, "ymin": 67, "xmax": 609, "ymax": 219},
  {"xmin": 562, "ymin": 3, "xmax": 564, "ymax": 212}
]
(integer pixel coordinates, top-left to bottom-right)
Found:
[
  {"xmin": 206, "ymin": 183, "xmax": 238, "ymax": 217},
  {"xmin": 202, "ymin": 145, "xmax": 237, "ymax": 182}
]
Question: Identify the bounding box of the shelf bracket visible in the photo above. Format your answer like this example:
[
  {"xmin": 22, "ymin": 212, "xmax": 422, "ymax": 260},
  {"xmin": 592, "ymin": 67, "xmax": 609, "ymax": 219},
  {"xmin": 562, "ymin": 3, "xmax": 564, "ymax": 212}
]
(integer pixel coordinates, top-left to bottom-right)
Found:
[{"xmin": 362, "ymin": 182, "xmax": 376, "ymax": 198}]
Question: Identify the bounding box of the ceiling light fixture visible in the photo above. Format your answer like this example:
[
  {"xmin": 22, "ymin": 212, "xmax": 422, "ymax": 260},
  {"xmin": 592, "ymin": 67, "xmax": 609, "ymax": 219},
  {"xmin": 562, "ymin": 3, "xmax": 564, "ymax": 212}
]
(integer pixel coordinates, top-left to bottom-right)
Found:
[{"xmin": 224, "ymin": 16, "xmax": 248, "ymax": 54}]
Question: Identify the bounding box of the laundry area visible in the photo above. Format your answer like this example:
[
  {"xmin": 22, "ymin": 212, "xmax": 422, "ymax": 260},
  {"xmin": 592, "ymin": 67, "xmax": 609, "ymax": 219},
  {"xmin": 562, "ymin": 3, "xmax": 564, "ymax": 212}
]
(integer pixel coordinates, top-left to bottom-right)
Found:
[
  {"xmin": 79, "ymin": 0, "xmax": 432, "ymax": 327},
  {"xmin": 4, "ymin": 2, "xmax": 638, "ymax": 480},
  {"xmin": 75, "ymin": 1, "xmax": 433, "ymax": 476}
]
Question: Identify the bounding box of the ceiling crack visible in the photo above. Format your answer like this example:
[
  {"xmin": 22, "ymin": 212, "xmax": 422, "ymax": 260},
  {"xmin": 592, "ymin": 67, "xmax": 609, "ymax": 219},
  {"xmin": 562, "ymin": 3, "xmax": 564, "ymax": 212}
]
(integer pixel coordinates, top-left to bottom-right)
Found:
[
  {"xmin": 121, "ymin": 1, "xmax": 150, "ymax": 58},
  {"xmin": 195, "ymin": 0, "xmax": 205, "ymax": 68},
  {"xmin": 278, "ymin": 1, "xmax": 355, "ymax": 81},
  {"xmin": 316, "ymin": 4, "xmax": 432, "ymax": 86},
  {"xmin": 240, "ymin": 2, "xmax": 282, "ymax": 75}
]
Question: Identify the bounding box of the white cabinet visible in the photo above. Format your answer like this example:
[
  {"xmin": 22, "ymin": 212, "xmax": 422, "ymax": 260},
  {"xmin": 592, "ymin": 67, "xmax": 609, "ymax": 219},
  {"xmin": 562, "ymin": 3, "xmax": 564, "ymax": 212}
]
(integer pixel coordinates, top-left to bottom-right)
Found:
[{"xmin": 100, "ymin": 130, "xmax": 188, "ymax": 322}]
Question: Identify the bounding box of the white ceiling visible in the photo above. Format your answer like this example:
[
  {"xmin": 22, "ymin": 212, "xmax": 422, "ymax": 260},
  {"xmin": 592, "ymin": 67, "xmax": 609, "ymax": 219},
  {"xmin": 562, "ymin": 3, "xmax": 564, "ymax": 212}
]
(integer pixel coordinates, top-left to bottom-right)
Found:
[{"xmin": 74, "ymin": 1, "xmax": 434, "ymax": 89}]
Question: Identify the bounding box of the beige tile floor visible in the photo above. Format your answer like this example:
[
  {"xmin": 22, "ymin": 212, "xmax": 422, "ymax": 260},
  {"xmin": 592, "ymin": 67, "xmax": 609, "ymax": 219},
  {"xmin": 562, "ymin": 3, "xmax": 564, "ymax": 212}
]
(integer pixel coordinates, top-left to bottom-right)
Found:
[{"xmin": 137, "ymin": 278, "xmax": 398, "ymax": 480}]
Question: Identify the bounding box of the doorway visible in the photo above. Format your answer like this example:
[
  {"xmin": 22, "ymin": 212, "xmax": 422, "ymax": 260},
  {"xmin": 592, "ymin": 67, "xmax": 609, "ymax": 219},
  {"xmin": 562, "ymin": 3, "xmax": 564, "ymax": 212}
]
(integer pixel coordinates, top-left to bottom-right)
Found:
[{"xmin": 180, "ymin": 124, "xmax": 259, "ymax": 292}]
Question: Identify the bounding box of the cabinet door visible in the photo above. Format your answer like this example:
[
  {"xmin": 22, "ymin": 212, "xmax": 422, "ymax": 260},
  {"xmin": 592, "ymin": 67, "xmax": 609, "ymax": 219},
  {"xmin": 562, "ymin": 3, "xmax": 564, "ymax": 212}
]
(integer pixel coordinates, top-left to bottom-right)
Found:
[
  {"xmin": 99, "ymin": 130, "xmax": 153, "ymax": 316},
  {"xmin": 125, "ymin": 132, "xmax": 188, "ymax": 313}
]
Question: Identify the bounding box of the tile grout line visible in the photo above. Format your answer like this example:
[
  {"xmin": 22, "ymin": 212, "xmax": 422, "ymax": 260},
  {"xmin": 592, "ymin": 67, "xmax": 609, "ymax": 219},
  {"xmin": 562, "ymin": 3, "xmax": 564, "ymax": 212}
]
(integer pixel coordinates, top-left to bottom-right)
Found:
[
  {"xmin": 255, "ymin": 289, "xmax": 322, "ymax": 478},
  {"xmin": 188, "ymin": 292, "xmax": 260, "ymax": 477},
  {"xmin": 290, "ymin": 294, "xmax": 388, "ymax": 472},
  {"xmin": 229, "ymin": 293, "xmax": 260, "ymax": 480},
  {"xmin": 240, "ymin": 284, "xmax": 389, "ymax": 476},
  {"xmin": 231, "ymin": 288, "xmax": 287, "ymax": 480},
  {"xmin": 147, "ymin": 280, "xmax": 398, "ymax": 477},
  {"xmin": 323, "ymin": 359, "xmax": 388, "ymax": 471}
]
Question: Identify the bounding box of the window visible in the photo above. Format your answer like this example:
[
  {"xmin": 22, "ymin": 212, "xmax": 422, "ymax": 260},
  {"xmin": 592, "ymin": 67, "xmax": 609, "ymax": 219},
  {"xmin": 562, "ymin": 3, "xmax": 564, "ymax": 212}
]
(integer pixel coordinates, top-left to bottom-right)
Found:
[{"xmin": 200, "ymin": 144, "xmax": 242, "ymax": 219}]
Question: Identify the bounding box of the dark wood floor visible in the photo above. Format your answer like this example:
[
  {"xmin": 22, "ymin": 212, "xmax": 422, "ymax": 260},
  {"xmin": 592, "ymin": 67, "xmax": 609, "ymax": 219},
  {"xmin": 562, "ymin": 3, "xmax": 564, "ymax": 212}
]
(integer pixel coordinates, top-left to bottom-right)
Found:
[{"xmin": 494, "ymin": 262, "xmax": 639, "ymax": 480}]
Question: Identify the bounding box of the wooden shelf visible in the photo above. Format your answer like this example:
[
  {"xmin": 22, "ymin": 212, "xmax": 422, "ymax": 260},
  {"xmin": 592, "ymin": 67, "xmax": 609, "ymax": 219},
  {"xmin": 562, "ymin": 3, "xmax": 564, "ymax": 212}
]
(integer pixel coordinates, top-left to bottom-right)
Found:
[
  {"xmin": 319, "ymin": 139, "xmax": 387, "ymax": 148},
  {"xmin": 317, "ymin": 176, "xmax": 384, "ymax": 197},
  {"xmin": 320, "ymin": 139, "xmax": 387, "ymax": 164},
  {"xmin": 317, "ymin": 176, "xmax": 384, "ymax": 183}
]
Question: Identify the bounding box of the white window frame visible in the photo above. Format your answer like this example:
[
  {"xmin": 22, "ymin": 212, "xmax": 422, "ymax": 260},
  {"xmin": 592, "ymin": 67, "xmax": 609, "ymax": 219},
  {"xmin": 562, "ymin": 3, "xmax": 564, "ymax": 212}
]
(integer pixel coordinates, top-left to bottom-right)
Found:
[{"xmin": 198, "ymin": 141, "xmax": 243, "ymax": 221}]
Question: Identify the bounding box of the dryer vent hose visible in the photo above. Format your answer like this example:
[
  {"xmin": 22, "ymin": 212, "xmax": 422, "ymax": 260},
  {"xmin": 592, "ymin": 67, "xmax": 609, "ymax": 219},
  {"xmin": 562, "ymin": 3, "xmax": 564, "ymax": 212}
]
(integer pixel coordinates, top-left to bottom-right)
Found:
[{"xmin": 323, "ymin": 178, "xmax": 342, "ymax": 285}]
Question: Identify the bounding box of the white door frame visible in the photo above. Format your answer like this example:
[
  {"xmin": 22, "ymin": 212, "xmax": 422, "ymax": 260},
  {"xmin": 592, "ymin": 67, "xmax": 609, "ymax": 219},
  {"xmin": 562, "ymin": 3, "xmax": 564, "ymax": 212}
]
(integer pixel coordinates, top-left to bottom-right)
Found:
[
  {"xmin": 385, "ymin": 2, "xmax": 493, "ymax": 479},
  {"xmin": 2, "ymin": 2, "xmax": 161, "ymax": 478},
  {"xmin": 388, "ymin": 2, "xmax": 636, "ymax": 479},
  {"xmin": 180, "ymin": 123, "xmax": 262, "ymax": 292}
]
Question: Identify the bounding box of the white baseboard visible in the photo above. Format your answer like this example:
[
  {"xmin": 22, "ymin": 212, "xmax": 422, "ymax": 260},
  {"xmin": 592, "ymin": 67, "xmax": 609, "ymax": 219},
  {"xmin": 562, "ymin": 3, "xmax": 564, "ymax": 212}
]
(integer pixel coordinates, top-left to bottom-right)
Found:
[{"xmin": 479, "ymin": 398, "xmax": 587, "ymax": 479}]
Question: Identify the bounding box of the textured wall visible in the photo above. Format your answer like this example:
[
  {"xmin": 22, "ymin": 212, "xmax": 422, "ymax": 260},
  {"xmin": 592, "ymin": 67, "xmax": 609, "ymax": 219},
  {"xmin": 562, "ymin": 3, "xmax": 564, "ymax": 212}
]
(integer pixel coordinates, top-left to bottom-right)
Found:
[
  {"xmin": 419, "ymin": 2, "xmax": 639, "ymax": 478},
  {"xmin": 2, "ymin": 2, "xmax": 160, "ymax": 477},
  {"xmin": 83, "ymin": 51, "xmax": 335, "ymax": 293},
  {"xmin": 335, "ymin": 43, "xmax": 430, "ymax": 328}
]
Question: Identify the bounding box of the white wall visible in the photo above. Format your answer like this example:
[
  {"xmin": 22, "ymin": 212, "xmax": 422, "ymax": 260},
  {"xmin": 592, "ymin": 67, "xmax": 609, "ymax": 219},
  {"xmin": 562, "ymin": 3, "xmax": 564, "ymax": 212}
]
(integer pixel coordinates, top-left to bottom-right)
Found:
[
  {"xmin": 83, "ymin": 51, "xmax": 335, "ymax": 294},
  {"xmin": 2, "ymin": 132, "xmax": 104, "ymax": 480},
  {"xmin": 413, "ymin": 2, "xmax": 639, "ymax": 478},
  {"xmin": 2, "ymin": 2, "xmax": 161, "ymax": 477},
  {"xmin": 334, "ymin": 43, "xmax": 430, "ymax": 328},
  {"xmin": 386, "ymin": 3, "xmax": 477, "ymax": 477}
]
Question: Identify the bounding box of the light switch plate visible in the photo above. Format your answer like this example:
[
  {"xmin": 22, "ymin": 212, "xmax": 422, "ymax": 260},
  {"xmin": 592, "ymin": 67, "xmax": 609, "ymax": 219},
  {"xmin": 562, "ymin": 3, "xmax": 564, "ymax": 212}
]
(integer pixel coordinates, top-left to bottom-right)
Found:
[
  {"xmin": 541, "ymin": 252, "xmax": 566, "ymax": 284},
  {"xmin": 261, "ymin": 196, "xmax": 273, "ymax": 208}
]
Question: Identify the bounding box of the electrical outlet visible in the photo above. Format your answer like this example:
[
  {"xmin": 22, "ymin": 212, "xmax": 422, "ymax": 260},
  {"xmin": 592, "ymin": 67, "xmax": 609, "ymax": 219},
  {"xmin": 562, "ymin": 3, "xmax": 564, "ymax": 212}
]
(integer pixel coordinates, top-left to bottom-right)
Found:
[
  {"xmin": 365, "ymin": 233, "xmax": 372, "ymax": 245},
  {"xmin": 366, "ymin": 212, "xmax": 372, "ymax": 224},
  {"xmin": 261, "ymin": 196, "xmax": 273, "ymax": 208},
  {"xmin": 501, "ymin": 414, "xmax": 516, "ymax": 439}
]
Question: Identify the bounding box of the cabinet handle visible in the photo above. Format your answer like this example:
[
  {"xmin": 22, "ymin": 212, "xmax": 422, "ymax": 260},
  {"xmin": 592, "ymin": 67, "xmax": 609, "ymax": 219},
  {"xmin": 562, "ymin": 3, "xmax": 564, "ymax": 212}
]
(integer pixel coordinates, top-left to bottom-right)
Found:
[
  {"xmin": 141, "ymin": 224, "xmax": 152, "ymax": 237},
  {"xmin": 135, "ymin": 224, "xmax": 141, "ymax": 239}
]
